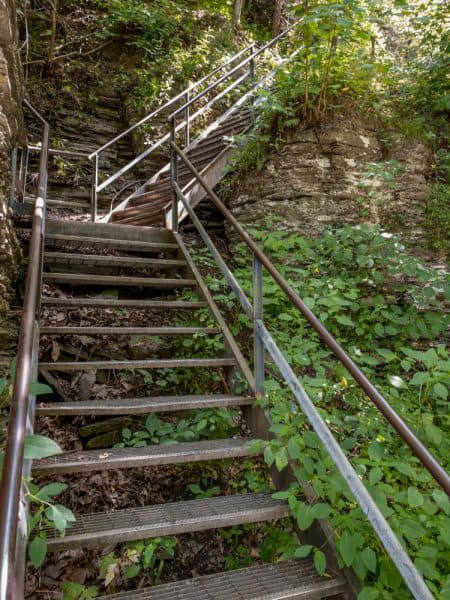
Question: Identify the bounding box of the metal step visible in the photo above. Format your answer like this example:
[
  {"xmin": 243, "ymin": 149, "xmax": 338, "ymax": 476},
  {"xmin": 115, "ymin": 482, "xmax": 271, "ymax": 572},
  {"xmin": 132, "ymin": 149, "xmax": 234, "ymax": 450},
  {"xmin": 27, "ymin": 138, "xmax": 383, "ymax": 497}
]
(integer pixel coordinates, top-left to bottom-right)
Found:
[
  {"xmin": 45, "ymin": 233, "xmax": 178, "ymax": 252},
  {"xmin": 98, "ymin": 559, "xmax": 346, "ymax": 600},
  {"xmin": 39, "ymin": 357, "xmax": 236, "ymax": 371},
  {"xmin": 36, "ymin": 393, "xmax": 253, "ymax": 416},
  {"xmin": 41, "ymin": 298, "xmax": 207, "ymax": 309},
  {"xmin": 44, "ymin": 253, "xmax": 186, "ymax": 269},
  {"xmin": 43, "ymin": 273, "xmax": 197, "ymax": 288},
  {"xmin": 45, "ymin": 493, "xmax": 289, "ymax": 551},
  {"xmin": 33, "ymin": 438, "xmax": 254, "ymax": 475},
  {"xmin": 40, "ymin": 326, "xmax": 220, "ymax": 336}
]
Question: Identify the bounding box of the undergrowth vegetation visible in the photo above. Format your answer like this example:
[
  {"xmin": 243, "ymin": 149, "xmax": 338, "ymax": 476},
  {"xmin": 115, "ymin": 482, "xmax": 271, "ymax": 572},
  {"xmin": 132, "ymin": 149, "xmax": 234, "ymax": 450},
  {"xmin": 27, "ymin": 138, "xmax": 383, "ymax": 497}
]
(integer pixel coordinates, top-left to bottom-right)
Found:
[
  {"xmin": 229, "ymin": 1, "xmax": 449, "ymax": 256},
  {"xmin": 187, "ymin": 223, "xmax": 450, "ymax": 598}
]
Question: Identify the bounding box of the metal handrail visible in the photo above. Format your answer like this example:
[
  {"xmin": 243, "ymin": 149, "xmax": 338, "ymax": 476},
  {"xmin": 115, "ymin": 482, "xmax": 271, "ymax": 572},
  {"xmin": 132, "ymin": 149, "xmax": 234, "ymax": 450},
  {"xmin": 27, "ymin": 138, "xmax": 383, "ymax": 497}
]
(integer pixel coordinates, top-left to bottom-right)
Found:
[
  {"xmin": 92, "ymin": 22, "xmax": 300, "ymax": 222},
  {"xmin": 88, "ymin": 43, "xmax": 255, "ymax": 160},
  {"xmin": 169, "ymin": 19, "xmax": 300, "ymax": 121},
  {"xmin": 87, "ymin": 44, "xmax": 258, "ymax": 220},
  {"xmin": 170, "ymin": 143, "xmax": 448, "ymax": 599},
  {"xmin": 166, "ymin": 43, "xmax": 304, "ymax": 228},
  {"xmin": 171, "ymin": 142, "xmax": 450, "ymax": 497},
  {"xmin": 0, "ymin": 99, "xmax": 49, "ymax": 599}
]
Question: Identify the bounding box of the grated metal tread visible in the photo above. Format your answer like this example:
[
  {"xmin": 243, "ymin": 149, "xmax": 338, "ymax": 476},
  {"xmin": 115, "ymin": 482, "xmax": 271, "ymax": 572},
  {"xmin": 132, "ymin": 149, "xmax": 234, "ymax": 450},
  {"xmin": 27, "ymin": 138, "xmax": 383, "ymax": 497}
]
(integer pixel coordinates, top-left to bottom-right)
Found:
[
  {"xmin": 45, "ymin": 233, "xmax": 178, "ymax": 251},
  {"xmin": 44, "ymin": 253, "xmax": 186, "ymax": 268},
  {"xmin": 43, "ymin": 273, "xmax": 197, "ymax": 288},
  {"xmin": 40, "ymin": 326, "xmax": 220, "ymax": 336},
  {"xmin": 112, "ymin": 108, "xmax": 251, "ymax": 226},
  {"xmin": 98, "ymin": 559, "xmax": 346, "ymax": 600},
  {"xmin": 39, "ymin": 357, "xmax": 236, "ymax": 371},
  {"xmin": 33, "ymin": 438, "xmax": 254, "ymax": 474},
  {"xmin": 45, "ymin": 493, "xmax": 290, "ymax": 551},
  {"xmin": 36, "ymin": 393, "xmax": 253, "ymax": 416},
  {"xmin": 41, "ymin": 298, "xmax": 207, "ymax": 309}
]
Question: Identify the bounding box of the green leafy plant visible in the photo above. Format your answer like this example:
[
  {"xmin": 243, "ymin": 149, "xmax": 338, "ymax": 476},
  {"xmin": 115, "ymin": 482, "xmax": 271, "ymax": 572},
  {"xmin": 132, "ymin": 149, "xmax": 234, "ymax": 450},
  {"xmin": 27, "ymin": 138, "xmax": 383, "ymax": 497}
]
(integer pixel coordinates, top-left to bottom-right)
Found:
[
  {"xmin": 99, "ymin": 537, "xmax": 177, "ymax": 590},
  {"xmin": 187, "ymin": 482, "xmax": 221, "ymax": 499},
  {"xmin": 24, "ymin": 436, "xmax": 76, "ymax": 568},
  {"xmin": 117, "ymin": 408, "xmax": 239, "ymax": 448},
  {"xmin": 62, "ymin": 582, "xmax": 99, "ymax": 600},
  {"xmin": 195, "ymin": 224, "xmax": 449, "ymax": 597}
]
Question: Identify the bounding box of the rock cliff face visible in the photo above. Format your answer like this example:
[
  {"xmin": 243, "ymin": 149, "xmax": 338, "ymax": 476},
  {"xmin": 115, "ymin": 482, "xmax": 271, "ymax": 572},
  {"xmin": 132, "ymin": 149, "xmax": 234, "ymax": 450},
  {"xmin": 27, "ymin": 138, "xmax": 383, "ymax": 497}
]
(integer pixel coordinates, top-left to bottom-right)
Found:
[
  {"xmin": 0, "ymin": 0, "xmax": 23, "ymax": 353},
  {"xmin": 227, "ymin": 107, "xmax": 430, "ymax": 245}
]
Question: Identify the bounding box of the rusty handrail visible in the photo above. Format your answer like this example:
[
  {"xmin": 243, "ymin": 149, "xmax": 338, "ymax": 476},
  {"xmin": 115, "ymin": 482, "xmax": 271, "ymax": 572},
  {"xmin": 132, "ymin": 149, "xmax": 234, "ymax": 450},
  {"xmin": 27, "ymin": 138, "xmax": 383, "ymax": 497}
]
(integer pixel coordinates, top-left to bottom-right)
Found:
[
  {"xmin": 170, "ymin": 141, "xmax": 450, "ymax": 497},
  {"xmin": 0, "ymin": 99, "xmax": 49, "ymax": 599}
]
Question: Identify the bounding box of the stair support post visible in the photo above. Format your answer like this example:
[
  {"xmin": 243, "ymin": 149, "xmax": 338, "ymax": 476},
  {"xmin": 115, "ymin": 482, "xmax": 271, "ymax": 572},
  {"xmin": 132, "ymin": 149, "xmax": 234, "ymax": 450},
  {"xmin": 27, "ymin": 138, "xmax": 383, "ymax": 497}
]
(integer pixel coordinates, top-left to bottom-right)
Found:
[
  {"xmin": 91, "ymin": 154, "xmax": 99, "ymax": 222},
  {"xmin": 253, "ymin": 256, "xmax": 264, "ymax": 398},
  {"xmin": 170, "ymin": 116, "xmax": 179, "ymax": 231}
]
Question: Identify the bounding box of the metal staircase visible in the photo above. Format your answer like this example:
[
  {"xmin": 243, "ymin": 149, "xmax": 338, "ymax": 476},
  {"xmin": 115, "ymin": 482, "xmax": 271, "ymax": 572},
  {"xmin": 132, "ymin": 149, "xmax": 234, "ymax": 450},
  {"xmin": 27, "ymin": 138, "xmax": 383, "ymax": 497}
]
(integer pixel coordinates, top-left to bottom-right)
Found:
[
  {"xmin": 1, "ymin": 24, "xmax": 449, "ymax": 600},
  {"xmin": 25, "ymin": 217, "xmax": 346, "ymax": 600}
]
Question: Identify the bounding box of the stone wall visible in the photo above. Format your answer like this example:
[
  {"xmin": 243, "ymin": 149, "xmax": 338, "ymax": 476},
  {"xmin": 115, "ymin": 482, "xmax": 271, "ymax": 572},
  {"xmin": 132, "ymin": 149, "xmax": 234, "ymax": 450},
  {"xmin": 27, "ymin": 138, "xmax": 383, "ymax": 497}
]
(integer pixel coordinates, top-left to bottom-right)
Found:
[
  {"xmin": 227, "ymin": 107, "xmax": 431, "ymax": 245},
  {"xmin": 0, "ymin": 0, "xmax": 23, "ymax": 354}
]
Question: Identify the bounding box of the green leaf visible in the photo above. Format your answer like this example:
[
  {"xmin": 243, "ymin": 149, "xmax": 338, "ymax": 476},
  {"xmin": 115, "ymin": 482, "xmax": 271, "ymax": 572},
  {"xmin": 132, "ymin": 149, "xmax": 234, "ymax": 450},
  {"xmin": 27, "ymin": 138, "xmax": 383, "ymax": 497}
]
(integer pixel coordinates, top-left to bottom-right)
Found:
[
  {"xmin": 361, "ymin": 547, "xmax": 377, "ymax": 573},
  {"xmin": 287, "ymin": 437, "xmax": 302, "ymax": 460},
  {"xmin": 358, "ymin": 588, "xmax": 379, "ymax": 600},
  {"xmin": 45, "ymin": 504, "xmax": 75, "ymax": 533},
  {"xmin": 36, "ymin": 483, "xmax": 68, "ymax": 502},
  {"xmin": 142, "ymin": 543, "xmax": 155, "ymax": 568},
  {"xmin": 303, "ymin": 431, "xmax": 320, "ymax": 449},
  {"xmin": 28, "ymin": 535, "xmax": 47, "ymax": 568},
  {"xmin": 263, "ymin": 445, "xmax": 275, "ymax": 467},
  {"xmin": 335, "ymin": 314, "xmax": 355, "ymax": 327},
  {"xmin": 407, "ymin": 487, "xmax": 424, "ymax": 508},
  {"xmin": 294, "ymin": 545, "xmax": 312, "ymax": 558},
  {"xmin": 295, "ymin": 504, "xmax": 314, "ymax": 530},
  {"xmin": 338, "ymin": 532, "xmax": 357, "ymax": 567},
  {"xmin": 433, "ymin": 382, "xmax": 448, "ymax": 400},
  {"xmin": 29, "ymin": 382, "xmax": 53, "ymax": 396},
  {"xmin": 432, "ymin": 489, "xmax": 450, "ymax": 514},
  {"xmin": 369, "ymin": 467, "xmax": 383, "ymax": 485},
  {"xmin": 313, "ymin": 549, "xmax": 326, "ymax": 575},
  {"xmin": 275, "ymin": 448, "xmax": 288, "ymax": 471},
  {"xmin": 310, "ymin": 503, "xmax": 331, "ymax": 520},
  {"xmin": 368, "ymin": 441, "xmax": 384, "ymax": 461},
  {"xmin": 409, "ymin": 372, "xmax": 430, "ymax": 386},
  {"xmin": 24, "ymin": 435, "xmax": 62, "ymax": 459},
  {"xmin": 125, "ymin": 563, "xmax": 140, "ymax": 579}
]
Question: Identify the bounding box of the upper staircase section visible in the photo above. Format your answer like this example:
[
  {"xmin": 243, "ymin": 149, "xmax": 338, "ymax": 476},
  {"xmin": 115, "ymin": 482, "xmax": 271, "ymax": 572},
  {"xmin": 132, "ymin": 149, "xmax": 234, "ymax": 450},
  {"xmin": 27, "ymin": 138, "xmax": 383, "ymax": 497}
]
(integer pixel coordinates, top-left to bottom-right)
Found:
[
  {"xmin": 95, "ymin": 21, "xmax": 302, "ymax": 228},
  {"xmin": 110, "ymin": 107, "xmax": 253, "ymax": 227}
]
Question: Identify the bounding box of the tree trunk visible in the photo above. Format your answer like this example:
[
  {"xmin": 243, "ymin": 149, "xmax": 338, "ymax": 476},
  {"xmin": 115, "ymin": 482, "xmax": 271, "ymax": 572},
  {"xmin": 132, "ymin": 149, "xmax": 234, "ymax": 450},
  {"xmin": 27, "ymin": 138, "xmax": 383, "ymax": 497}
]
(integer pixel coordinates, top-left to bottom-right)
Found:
[
  {"xmin": 272, "ymin": 0, "xmax": 285, "ymax": 37},
  {"xmin": 233, "ymin": 0, "xmax": 245, "ymax": 31},
  {"xmin": 48, "ymin": 0, "xmax": 58, "ymax": 62}
]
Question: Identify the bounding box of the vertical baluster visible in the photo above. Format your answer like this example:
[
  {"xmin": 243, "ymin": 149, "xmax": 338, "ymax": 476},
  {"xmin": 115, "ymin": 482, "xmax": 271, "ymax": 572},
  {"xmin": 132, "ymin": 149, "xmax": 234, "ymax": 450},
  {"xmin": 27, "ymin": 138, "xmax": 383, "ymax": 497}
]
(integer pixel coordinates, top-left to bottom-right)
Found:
[
  {"xmin": 249, "ymin": 44, "xmax": 256, "ymax": 89},
  {"xmin": 170, "ymin": 116, "xmax": 178, "ymax": 231},
  {"xmin": 253, "ymin": 255, "xmax": 264, "ymax": 398},
  {"xmin": 184, "ymin": 90, "xmax": 190, "ymax": 148},
  {"xmin": 91, "ymin": 154, "xmax": 98, "ymax": 222},
  {"xmin": 22, "ymin": 147, "xmax": 30, "ymax": 200}
]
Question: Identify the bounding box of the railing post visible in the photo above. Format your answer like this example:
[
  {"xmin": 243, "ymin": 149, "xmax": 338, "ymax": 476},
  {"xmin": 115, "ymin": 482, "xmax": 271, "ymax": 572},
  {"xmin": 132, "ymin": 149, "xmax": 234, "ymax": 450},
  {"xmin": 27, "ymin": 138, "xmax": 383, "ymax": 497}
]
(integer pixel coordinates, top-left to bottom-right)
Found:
[
  {"xmin": 19, "ymin": 147, "xmax": 29, "ymax": 200},
  {"xmin": 170, "ymin": 117, "xmax": 178, "ymax": 231},
  {"xmin": 91, "ymin": 154, "xmax": 98, "ymax": 222},
  {"xmin": 249, "ymin": 44, "xmax": 256, "ymax": 88},
  {"xmin": 184, "ymin": 90, "xmax": 190, "ymax": 148},
  {"xmin": 253, "ymin": 255, "xmax": 264, "ymax": 398}
]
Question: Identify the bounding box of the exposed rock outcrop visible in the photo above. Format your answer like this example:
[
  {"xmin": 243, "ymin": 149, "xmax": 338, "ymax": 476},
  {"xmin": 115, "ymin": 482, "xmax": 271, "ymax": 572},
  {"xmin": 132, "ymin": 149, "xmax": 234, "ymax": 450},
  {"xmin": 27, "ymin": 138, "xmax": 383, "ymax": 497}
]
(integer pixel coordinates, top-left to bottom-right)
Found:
[
  {"xmin": 0, "ymin": 0, "xmax": 23, "ymax": 353},
  {"xmin": 227, "ymin": 107, "xmax": 431, "ymax": 245}
]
